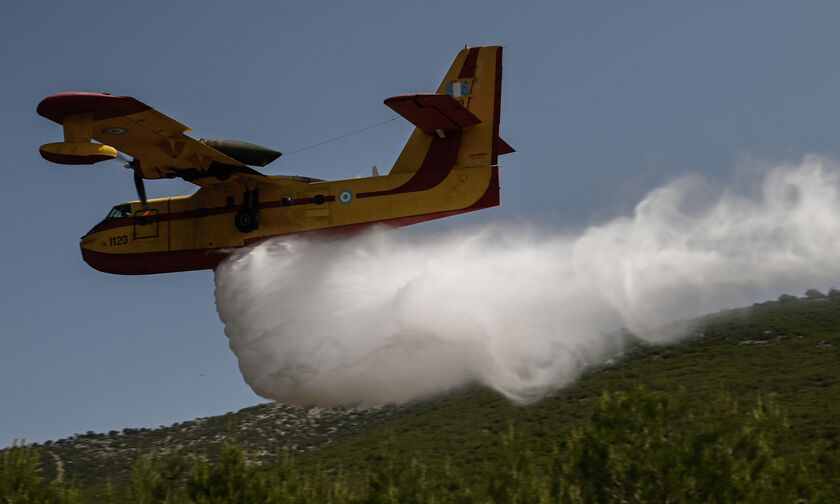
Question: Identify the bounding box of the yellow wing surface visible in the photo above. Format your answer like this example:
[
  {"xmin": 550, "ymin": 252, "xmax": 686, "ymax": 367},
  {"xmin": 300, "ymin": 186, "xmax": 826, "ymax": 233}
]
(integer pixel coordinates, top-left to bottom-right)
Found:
[{"xmin": 37, "ymin": 92, "xmax": 275, "ymax": 187}]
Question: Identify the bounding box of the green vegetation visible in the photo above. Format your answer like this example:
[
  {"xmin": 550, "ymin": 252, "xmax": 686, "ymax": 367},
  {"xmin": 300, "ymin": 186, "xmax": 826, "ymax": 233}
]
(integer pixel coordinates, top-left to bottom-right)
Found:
[
  {"xmin": 2, "ymin": 295, "xmax": 839, "ymax": 502},
  {"xmin": 1, "ymin": 441, "xmax": 80, "ymax": 503},
  {"xmin": 31, "ymin": 388, "xmax": 836, "ymax": 503},
  {"xmin": 17, "ymin": 402, "xmax": 403, "ymax": 492}
]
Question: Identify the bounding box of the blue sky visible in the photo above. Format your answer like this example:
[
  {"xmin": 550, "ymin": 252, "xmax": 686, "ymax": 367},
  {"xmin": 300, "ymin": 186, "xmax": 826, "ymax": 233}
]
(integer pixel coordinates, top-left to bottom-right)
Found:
[{"xmin": 2, "ymin": 1, "xmax": 840, "ymax": 446}]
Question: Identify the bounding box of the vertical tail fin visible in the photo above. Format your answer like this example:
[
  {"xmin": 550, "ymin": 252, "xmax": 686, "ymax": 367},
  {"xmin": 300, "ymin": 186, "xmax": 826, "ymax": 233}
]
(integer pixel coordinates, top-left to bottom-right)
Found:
[{"xmin": 388, "ymin": 46, "xmax": 506, "ymax": 175}]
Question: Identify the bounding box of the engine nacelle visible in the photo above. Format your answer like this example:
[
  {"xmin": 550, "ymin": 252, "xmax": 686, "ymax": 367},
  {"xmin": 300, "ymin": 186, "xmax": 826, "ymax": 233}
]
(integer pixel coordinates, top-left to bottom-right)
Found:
[{"xmin": 199, "ymin": 138, "xmax": 282, "ymax": 167}]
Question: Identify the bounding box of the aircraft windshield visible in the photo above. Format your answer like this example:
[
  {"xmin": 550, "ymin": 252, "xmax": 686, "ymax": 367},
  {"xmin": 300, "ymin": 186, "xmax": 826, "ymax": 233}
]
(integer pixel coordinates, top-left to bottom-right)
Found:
[{"xmin": 106, "ymin": 204, "xmax": 132, "ymax": 220}]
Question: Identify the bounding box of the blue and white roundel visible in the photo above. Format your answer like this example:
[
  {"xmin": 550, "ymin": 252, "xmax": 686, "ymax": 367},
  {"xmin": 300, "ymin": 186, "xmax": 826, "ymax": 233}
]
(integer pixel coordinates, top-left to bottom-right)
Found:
[{"xmin": 338, "ymin": 190, "xmax": 354, "ymax": 204}]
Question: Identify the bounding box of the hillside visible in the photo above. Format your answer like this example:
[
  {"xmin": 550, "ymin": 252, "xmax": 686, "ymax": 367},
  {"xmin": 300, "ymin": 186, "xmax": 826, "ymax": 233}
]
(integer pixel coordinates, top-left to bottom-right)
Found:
[
  {"xmin": 23, "ymin": 402, "xmax": 403, "ymax": 489},
  {"xmin": 6, "ymin": 293, "xmax": 840, "ymax": 500}
]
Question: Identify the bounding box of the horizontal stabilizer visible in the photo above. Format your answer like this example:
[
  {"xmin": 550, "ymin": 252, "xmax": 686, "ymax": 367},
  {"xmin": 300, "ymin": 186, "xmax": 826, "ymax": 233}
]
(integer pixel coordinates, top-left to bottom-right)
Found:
[{"xmin": 384, "ymin": 94, "xmax": 481, "ymax": 134}]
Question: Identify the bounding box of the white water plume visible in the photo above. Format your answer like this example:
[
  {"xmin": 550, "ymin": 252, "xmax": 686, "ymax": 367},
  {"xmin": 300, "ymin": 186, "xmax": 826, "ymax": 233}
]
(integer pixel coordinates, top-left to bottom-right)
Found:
[{"xmin": 214, "ymin": 156, "xmax": 840, "ymax": 405}]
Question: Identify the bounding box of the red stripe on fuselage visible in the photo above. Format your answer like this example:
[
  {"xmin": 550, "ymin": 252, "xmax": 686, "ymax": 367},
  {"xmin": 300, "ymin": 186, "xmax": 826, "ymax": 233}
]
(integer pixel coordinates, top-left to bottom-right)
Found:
[
  {"xmin": 89, "ymin": 195, "xmax": 338, "ymax": 233},
  {"xmin": 262, "ymin": 195, "xmax": 335, "ymax": 210}
]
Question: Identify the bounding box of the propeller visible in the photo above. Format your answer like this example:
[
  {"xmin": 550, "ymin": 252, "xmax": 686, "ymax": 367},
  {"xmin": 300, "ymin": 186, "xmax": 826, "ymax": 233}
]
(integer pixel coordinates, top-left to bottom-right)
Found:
[{"xmin": 115, "ymin": 152, "xmax": 147, "ymax": 207}]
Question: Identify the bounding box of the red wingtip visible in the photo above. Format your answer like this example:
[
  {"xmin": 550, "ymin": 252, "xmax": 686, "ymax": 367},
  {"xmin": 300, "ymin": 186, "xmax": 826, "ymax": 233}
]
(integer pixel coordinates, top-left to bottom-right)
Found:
[{"xmin": 37, "ymin": 92, "xmax": 150, "ymax": 123}]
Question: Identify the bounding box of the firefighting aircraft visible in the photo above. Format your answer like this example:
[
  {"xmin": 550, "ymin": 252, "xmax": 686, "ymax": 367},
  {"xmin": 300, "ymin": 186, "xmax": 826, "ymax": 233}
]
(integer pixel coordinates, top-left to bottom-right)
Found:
[{"xmin": 38, "ymin": 46, "xmax": 512, "ymax": 275}]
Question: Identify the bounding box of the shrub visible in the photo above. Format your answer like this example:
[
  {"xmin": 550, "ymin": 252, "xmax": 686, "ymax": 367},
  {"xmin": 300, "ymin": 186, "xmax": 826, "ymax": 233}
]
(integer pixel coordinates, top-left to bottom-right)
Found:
[{"xmin": 805, "ymin": 288, "xmax": 826, "ymax": 299}]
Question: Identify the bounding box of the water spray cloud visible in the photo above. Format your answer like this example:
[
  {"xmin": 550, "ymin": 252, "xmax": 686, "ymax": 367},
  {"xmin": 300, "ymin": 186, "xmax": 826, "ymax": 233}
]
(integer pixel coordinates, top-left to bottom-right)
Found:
[{"xmin": 215, "ymin": 157, "xmax": 840, "ymax": 405}]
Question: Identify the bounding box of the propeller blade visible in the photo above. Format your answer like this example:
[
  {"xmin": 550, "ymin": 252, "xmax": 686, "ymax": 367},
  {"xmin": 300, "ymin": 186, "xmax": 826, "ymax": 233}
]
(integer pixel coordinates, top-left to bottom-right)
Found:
[
  {"xmin": 133, "ymin": 170, "xmax": 148, "ymax": 207},
  {"xmin": 106, "ymin": 152, "xmax": 147, "ymax": 206},
  {"xmin": 115, "ymin": 152, "xmax": 134, "ymax": 168}
]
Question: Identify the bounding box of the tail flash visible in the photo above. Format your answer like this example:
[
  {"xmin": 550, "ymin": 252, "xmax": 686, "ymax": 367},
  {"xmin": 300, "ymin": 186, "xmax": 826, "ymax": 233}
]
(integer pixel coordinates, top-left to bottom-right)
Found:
[{"xmin": 388, "ymin": 46, "xmax": 510, "ymax": 175}]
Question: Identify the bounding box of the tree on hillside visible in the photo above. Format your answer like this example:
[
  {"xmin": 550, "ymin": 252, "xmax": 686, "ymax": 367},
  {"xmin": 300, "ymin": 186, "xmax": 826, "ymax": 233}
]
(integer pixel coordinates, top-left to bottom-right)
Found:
[{"xmin": 0, "ymin": 441, "xmax": 80, "ymax": 504}]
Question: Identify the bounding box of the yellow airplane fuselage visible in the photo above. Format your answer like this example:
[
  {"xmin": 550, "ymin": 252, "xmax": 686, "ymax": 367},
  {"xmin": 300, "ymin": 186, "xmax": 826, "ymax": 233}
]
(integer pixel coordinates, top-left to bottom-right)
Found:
[{"xmin": 82, "ymin": 160, "xmax": 498, "ymax": 274}]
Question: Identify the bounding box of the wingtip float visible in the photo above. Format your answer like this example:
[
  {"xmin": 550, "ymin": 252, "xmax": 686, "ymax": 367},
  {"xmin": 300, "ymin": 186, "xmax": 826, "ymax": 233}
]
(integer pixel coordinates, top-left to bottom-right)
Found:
[{"xmin": 38, "ymin": 46, "xmax": 513, "ymax": 275}]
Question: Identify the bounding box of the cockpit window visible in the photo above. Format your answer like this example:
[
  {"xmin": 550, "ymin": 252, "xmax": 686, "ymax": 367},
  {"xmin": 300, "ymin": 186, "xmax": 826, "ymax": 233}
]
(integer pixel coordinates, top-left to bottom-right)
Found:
[{"xmin": 106, "ymin": 204, "xmax": 132, "ymax": 220}]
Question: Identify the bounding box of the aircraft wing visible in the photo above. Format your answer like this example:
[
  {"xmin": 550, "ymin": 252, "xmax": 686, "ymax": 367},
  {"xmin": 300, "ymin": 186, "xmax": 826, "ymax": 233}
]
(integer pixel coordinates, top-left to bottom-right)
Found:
[{"xmin": 37, "ymin": 92, "xmax": 277, "ymax": 187}]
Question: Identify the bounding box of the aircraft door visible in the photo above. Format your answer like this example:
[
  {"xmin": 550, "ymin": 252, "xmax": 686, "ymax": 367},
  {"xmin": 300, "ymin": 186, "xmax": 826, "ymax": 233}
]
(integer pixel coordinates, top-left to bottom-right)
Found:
[{"xmin": 133, "ymin": 208, "xmax": 159, "ymax": 239}]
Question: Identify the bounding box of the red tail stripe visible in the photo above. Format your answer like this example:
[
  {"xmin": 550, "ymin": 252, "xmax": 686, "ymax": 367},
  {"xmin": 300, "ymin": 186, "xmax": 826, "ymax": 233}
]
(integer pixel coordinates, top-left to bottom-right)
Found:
[
  {"xmin": 491, "ymin": 47, "xmax": 503, "ymax": 166},
  {"xmin": 357, "ymin": 132, "xmax": 462, "ymax": 199},
  {"xmin": 458, "ymin": 47, "xmax": 480, "ymax": 79}
]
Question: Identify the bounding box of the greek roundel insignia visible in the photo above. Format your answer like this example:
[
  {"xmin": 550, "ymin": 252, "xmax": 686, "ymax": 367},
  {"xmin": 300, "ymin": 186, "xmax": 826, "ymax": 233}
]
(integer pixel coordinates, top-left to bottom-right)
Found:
[
  {"xmin": 102, "ymin": 127, "xmax": 127, "ymax": 135},
  {"xmin": 338, "ymin": 190, "xmax": 354, "ymax": 204}
]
